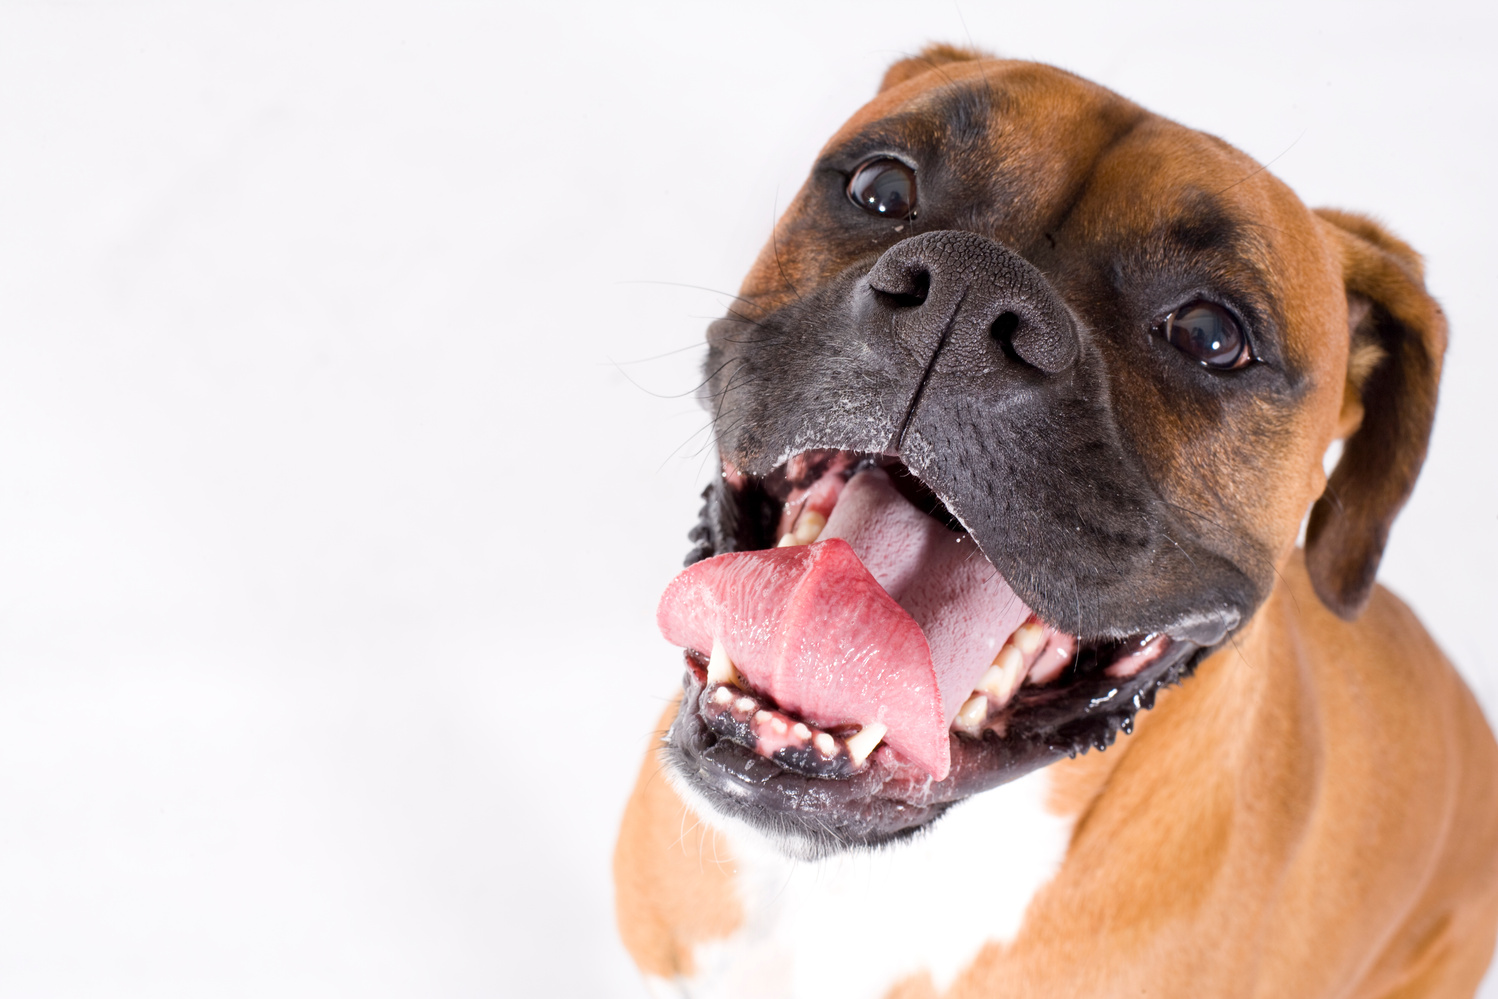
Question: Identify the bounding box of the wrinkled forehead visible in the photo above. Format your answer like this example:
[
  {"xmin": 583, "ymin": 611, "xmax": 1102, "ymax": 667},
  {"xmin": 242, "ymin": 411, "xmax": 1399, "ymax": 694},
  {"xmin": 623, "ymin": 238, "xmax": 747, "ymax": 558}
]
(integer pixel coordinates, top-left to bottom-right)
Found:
[
  {"xmin": 833, "ymin": 59, "xmax": 1130, "ymax": 141},
  {"xmin": 825, "ymin": 59, "xmax": 1341, "ymax": 364}
]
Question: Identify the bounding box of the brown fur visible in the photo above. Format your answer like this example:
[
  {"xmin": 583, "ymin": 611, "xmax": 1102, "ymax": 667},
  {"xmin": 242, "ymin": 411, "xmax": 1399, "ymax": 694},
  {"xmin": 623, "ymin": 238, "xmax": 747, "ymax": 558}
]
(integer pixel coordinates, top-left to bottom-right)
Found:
[
  {"xmin": 613, "ymin": 704, "xmax": 743, "ymax": 979},
  {"xmin": 615, "ymin": 562, "xmax": 1498, "ymax": 996},
  {"xmin": 614, "ymin": 51, "xmax": 1498, "ymax": 996},
  {"xmin": 878, "ymin": 44, "xmax": 989, "ymax": 94},
  {"xmin": 1305, "ymin": 209, "xmax": 1447, "ymax": 619},
  {"xmin": 935, "ymin": 554, "xmax": 1498, "ymax": 997}
]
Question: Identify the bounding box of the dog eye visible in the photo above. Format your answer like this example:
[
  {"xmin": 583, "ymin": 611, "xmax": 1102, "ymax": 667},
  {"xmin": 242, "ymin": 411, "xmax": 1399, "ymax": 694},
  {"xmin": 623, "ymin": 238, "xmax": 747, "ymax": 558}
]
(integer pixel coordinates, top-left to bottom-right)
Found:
[
  {"xmin": 848, "ymin": 158, "xmax": 917, "ymax": 219},
  {"xmin": 1161, "ymin": 301, "xmax": 1250, "ymax": 370}
]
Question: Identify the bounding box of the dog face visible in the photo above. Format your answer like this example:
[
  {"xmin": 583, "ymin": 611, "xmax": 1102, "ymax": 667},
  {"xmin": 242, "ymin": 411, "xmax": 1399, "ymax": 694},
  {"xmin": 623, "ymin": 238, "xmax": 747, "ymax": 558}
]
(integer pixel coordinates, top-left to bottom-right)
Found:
[{"xmin": 662, "ymin": 49, "xmax": 1445, "ymax": 855}]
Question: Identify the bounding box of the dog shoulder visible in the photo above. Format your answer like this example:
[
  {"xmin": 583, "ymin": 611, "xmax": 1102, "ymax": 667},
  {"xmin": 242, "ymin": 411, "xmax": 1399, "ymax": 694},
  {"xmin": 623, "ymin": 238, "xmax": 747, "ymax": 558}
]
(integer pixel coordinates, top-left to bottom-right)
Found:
[{"xmin": 1275, "ymin": 552, "xmax": 1498, "ymax": 993}]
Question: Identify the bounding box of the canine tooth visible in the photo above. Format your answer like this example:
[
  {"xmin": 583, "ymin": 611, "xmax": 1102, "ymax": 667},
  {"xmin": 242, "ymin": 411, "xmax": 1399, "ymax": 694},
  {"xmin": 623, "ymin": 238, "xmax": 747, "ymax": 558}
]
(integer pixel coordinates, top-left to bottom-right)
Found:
[
  {"xmin": 734, "ymin": 696, "xmax": 757, "ymax": 714},
  {"xmin": 707, "ymin": 638, "xmax": 740, "ymax": 686},
  {"xmin": 711, "ymin": 685, "xmax": 736, "ymax": 706},
  {"xmin": 777, "ymin": 533, "xmax": 798, "ymax": 548},
  {"xmin": 953, "ymin": 694, "xmax": 989, "ymax": 737},
  {"xmin": 813, "ymin": 732, "xmax": 837, "ymax": 757},
  {"xmin": 1013, "ymin": 622, "xmax": 1046, "ymax": 655},
  {"xmin": 792, "ymin": 722, "xmax": 812, "ymax": 740},
  {"xmin": 845, "ymin": 722, "xmax": 887, "ymax": 767},
  {"xmin": 793, "ymin": 510, "xmax": 827, "ymax": 544}
]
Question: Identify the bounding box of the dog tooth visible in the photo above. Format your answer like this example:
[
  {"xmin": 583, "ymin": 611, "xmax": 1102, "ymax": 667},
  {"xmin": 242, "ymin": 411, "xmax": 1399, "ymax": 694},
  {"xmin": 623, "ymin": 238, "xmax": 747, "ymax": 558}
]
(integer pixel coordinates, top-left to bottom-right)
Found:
[
  {"xmin": 769, "ymin": 715, "xmax": 788, "ymax": 735},
  {"xmin": 711, "ymin": 685, "xmax": 736, "ymax": 706},
  {"xmin": 754, "ymin": 710, "xmax": 773, "ymax": 725},
  {"xmin": 734, "ymin": 696, "xmax": 757, "ymax": 714},
  {"xmin": 976, "ymin": 665, "xmax": 1005, "ymax": 698},
  {"xmin": 707, "ymin": 638, "xmax": 741, "ymax": 686},
  {"xmin": 979, "ymin": 646, "xmax": 1026, "ymax": 704},
  {"xmin": 845, "ymin": 722, "xmax": 887, "ymax": 767},
  {"xmin": 793, "ymin": 510, "xmax": 827, "ymax": 544},
  {"xmin": 813, "ymin": 732, "xmax": 837, "ymax": 757},
  {"xmin": 991, "ymin": 644, "xmax": 1024, "ymax": 673},
  {"xmin": 1013, "ymin": 622, "xmax": 1046, "ymax": 655},
  {"xmin": 777, "ymin": 533, "xmax": 798, "ymax": 548},
  {"xmin": 952, "ymin": 694, "xmax": 989, "ymax": 737},
  {"xmin": 792, "ymin": 722, "xmax": 812, "ymax": 741}
]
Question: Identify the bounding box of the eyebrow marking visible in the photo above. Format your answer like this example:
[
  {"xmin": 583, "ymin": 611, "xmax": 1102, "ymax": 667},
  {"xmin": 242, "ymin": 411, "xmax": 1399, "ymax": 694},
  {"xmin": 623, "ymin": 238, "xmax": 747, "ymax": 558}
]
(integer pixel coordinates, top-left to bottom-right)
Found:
[{"xmin": 1165, "ymin": 189, "xmax": 1245, "ymax": 255}]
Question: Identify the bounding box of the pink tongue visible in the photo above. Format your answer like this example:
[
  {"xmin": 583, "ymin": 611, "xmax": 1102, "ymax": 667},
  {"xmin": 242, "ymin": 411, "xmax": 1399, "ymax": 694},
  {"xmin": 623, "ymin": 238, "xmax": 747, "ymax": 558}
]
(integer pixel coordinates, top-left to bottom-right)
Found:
[
  {"xmin": 821, "ymin": 469, "xmax": 1033, "ymax": 726},
  {"xmin": 656, "ymin": 468, "xmax": 1033, "ymax": 780}
]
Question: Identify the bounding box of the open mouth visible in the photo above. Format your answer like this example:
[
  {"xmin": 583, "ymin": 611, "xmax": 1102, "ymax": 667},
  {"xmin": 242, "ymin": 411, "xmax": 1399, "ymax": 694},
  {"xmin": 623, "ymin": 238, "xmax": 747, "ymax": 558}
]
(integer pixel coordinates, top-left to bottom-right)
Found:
[{"xmin": 658, "ymin": 449, "xmax": 1208, "ymax": 855}]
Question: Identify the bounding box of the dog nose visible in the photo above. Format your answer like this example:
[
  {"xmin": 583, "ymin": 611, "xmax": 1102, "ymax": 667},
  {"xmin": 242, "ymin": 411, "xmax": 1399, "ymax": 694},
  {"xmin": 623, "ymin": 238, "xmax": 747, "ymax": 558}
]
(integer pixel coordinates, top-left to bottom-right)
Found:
[{"xmin": 864, "ymin": 230, "xmax": 1079, "ymax": 374}]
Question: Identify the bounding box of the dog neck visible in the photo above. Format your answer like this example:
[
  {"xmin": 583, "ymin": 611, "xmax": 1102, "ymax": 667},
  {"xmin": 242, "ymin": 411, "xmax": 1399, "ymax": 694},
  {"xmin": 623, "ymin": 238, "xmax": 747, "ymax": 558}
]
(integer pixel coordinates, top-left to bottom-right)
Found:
[{"xmin": 654, "ymin": 764, "xmax": 1075, "ymax": 999}]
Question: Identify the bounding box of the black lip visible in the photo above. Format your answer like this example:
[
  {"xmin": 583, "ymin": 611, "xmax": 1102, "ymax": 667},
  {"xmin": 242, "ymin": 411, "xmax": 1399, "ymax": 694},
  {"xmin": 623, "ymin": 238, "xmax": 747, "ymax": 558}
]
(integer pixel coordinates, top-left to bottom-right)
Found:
[
  {"xmin": 666, "ymin": 636, "xmax": 1206, "ymax": 857},
  {"xmin": 671, "ymin": 445, "xmax": 1237, "ymax": 855}
]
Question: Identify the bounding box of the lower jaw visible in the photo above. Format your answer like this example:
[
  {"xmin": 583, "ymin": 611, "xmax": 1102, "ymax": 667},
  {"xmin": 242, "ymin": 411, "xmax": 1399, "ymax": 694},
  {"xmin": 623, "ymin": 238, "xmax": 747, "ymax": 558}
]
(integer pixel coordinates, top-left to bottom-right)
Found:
[{"xmin": 665, "ymin": 636, "xmax": 1206, "ymax": 857}]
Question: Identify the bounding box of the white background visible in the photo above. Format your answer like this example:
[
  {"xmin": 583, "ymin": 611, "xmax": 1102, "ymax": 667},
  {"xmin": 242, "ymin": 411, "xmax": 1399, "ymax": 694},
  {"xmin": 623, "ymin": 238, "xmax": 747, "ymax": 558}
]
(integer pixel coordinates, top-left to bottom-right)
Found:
[{"xmin": 0, "ymin": 2, "xmax": 1494, "ymax": 995}]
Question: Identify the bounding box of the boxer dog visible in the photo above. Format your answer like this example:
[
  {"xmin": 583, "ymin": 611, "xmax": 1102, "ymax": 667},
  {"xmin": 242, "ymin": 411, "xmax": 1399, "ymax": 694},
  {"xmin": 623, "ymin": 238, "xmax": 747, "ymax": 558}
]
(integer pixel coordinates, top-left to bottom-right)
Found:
[{"xmin": 614, "ymin": 46, "xmax": 1498, "ymax": 998}]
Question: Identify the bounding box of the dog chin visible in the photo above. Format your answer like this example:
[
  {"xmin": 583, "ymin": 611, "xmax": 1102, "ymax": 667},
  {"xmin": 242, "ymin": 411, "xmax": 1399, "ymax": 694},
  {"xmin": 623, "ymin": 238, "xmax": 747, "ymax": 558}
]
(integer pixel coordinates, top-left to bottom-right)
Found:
[{"xmin": 660, "ymin": 447, "xmax": 1223, "ymax": 857}]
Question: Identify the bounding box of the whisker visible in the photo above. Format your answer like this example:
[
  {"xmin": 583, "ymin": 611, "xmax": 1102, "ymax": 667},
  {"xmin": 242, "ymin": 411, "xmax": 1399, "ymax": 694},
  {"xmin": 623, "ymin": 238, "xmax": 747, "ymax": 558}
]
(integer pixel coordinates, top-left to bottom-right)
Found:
[
  {"xmin": 615, "ymin": 279, "xmax": 762, "ymax": 311},
  {"xmin": 605, "ymin": 341, "xmax": 706, "ymax": 367},
  {"xmin": 1213, "ymin": 130, "xmax": 1306, "ymax": 196}
]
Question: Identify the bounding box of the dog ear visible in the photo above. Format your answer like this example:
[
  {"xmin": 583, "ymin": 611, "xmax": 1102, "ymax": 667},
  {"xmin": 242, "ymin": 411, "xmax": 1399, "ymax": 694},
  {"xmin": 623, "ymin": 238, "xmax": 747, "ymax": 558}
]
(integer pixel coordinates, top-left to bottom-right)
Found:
[
  {"xmin": 878, "ymin": 43, "xmax": 991, "ymax": 93},
  {"xmin": 1304, "ymin": 209, "xmax": 1447, "ymax": 619}
]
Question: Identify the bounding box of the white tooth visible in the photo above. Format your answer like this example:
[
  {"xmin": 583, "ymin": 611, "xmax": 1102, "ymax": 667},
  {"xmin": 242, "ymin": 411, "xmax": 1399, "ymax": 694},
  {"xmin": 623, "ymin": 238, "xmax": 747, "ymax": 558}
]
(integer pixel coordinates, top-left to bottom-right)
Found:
[
  {"xmin": 793, "ymin": 510, "xmax": 827, "ymax": 544},
  {"xmin": 977, "ymin": 666, "xmax": 1017, "ymax": 706},
  {"xmin": 845, "ymin": 722, "xmax": 887, "ymax": 767},
  {"xmin": 734, "ymin": 696, "xmax": 757, "ymax": 714},
  {"xmin": 754, "ymin": 710, "xmax": 773, "ymax": 725},
  {"xmin": 711, "ymin": 685, "xmax": 736, "ymax": 706},
  {"xmin": 777, "ymin": 533, "xmax": 798, "ymax": 548},
  {"xmin": 813, "ymin": 732, "xmax": 837, "ymax": 757},
  {"xmin": 1013, "ymin": 622, "xmax": 1046, "ymax": 655},
  {"xmin": 707, "ymin": 638, "xmax": 740, "ymax": 686},
  {"xmin": 978, "ymin": 646, "xmax": 1026, "ymax": 704},
  {"xmin": 992, "ymin": 644, "xmax": 1024, "ymax": 672},
  {"xmin": 792, "ymin": 722, "xmax": 812, "ymax": 741},
  {"xmin": 952, "ymin": 694, "xmax": 989, "ymax": 737}
]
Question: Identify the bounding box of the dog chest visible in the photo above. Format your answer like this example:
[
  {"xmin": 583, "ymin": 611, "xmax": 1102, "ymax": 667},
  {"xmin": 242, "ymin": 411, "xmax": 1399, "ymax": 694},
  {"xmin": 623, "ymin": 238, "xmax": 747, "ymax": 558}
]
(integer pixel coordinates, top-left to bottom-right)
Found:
[{"xmin": 653, "ymin": 767, "xmax": 1073, "ymax": 999}]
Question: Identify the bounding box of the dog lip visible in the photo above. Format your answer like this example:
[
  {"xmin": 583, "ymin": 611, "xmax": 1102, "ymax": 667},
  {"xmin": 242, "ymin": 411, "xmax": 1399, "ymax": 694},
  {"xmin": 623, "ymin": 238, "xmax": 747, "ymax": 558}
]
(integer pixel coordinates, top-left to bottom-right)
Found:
[
  {"xmin": 675, "ymin": 445, "xmax": 1233, "ymax": 853},
  {"xmin": 1164, "ymin": 609, "xmax": 1241, "ymax": 647},
  {"xmin": 667, "ymin": 633, "xmax": 1208, "ymax": 855}
]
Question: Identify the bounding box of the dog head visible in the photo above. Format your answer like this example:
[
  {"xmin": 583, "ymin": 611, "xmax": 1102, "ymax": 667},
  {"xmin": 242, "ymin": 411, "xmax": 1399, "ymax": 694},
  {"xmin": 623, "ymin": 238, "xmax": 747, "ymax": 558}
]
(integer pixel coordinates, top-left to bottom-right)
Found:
[{"xmin": 659, "ymin": 47, "xmax": 1446, "ymax": 856}]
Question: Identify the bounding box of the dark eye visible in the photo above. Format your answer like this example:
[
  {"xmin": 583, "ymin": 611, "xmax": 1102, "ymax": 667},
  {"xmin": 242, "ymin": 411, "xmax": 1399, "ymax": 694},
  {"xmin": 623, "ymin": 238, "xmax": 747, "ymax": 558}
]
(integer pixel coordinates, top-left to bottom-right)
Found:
[
  {"xmin": 1161, "ymin": 301, "xmax": 1250, "ymax": 369},
  {"xmin": 848, "ymin": 158, "xmax": 917, "ymax": 219}
]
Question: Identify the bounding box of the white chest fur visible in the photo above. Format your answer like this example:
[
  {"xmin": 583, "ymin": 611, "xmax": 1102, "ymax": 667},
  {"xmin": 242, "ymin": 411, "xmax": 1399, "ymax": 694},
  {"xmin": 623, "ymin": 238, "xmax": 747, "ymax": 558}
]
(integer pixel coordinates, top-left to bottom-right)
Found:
[{"xmin": 652, "ymin": 768, "xmax": 1074, "ymax": 999}]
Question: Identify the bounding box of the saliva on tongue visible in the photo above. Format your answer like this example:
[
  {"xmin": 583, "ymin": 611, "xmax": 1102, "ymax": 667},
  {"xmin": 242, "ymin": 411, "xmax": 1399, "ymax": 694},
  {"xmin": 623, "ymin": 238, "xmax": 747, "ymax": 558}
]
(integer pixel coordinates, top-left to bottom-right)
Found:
[{"xmin": 657, "ymin": 468, "xmax": 1032, "ymax": 781}]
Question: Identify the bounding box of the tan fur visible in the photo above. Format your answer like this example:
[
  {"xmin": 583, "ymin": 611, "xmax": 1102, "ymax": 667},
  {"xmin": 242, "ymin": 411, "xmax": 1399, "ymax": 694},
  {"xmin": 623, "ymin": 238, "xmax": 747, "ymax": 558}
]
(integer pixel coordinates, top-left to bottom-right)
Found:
[
  {"xmin": 931, "ymin": 554, "xmax": 1498, "ymax": 997},
  {"xmin": 878, "ymin": 44, "xmax": 988, "ymax": 94},
  {"xmin": 613, "ymin": 704, "xmax": 742, "ymax": 979},
  {"xmin": 615, "ymin": 53, "xmax": 1498, "ymax": 996},
  {"xmin": 1306, "ymin": 209, "xmax": 1448, "ymax": 618},
  {"xmin": 618, "ymin": 560, "xmax": 1498, "ymax": 996}
]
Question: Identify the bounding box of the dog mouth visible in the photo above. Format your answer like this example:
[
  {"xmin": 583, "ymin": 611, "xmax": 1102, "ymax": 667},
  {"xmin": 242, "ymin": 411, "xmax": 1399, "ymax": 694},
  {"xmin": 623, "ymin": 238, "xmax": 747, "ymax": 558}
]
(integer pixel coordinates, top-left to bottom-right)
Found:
[{"xmin": 658, "ymin": 449, "xmax": 1207, "ymax": 855}]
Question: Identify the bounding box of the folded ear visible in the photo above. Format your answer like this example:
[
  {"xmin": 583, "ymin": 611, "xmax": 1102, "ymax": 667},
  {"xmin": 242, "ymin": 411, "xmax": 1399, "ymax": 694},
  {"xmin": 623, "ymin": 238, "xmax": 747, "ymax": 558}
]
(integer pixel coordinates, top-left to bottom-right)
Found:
[
  {"xmin": 1304, "ymin": 209, "xmax": 1447, "ymax": 619},
  {"xmin": 879, "ymin": 43, "xmax": 991, "ymax": 93}
]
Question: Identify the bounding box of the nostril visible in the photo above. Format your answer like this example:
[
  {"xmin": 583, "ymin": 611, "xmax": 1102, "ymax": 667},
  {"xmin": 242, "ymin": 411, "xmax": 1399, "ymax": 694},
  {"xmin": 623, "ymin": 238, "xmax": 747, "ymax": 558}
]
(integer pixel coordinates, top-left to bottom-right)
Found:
[
  {"xmin": 993, "ymin": 308, "xmax": 1078, "ymax": 374},
  {"xmin": 871, "ymin": 269, "xmax": 930, "ymax": 309},
  {"xmin": 990, "ymin": 311, "xmax": 1021, "ymax": 343}
]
